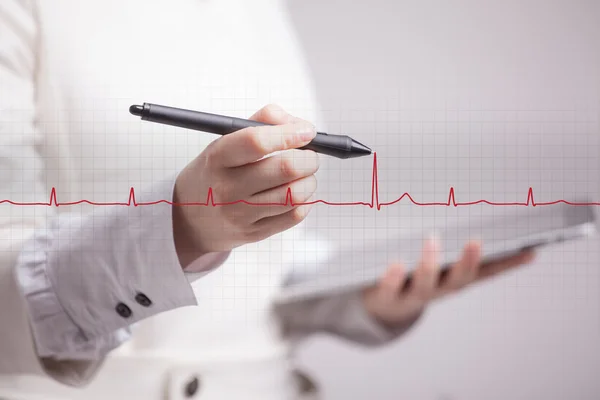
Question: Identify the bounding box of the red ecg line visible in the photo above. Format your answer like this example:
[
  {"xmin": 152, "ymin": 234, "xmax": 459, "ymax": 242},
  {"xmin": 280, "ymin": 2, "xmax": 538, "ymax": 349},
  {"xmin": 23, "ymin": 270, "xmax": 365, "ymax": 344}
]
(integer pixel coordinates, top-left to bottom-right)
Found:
[{"xmin": 1, "ymin": 153, "xmax": 598, "ymax": 209}]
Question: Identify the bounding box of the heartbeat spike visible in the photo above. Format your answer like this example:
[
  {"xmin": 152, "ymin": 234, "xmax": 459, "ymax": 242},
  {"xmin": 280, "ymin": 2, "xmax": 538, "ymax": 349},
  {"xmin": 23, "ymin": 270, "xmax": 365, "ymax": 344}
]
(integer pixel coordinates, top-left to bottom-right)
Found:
[
  {"xmin": 206, "ymin": 187, "xmax": 215, "ymax": 207},
  {"xmin": 527, "ymin": 187, "xmax": 535, "ymax": 206},
  {"xmin": 49, "ymin": 187, "xmax": 58, "ymax": 207},
  {"xmin": 448, "ymin": 187, "xmax": 456, "ymax": 207},
  {"xmin": 128, "ymin": 188, "xmax": 137, "ymax": 206}
]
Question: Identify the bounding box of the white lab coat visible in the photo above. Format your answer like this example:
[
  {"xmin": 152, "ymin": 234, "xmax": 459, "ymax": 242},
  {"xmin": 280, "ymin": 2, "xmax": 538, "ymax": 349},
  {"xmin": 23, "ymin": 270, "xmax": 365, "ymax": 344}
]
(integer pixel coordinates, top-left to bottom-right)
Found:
[{"xmin": 0, "ymin": 1, "xmax": 417, "ymax": 399}]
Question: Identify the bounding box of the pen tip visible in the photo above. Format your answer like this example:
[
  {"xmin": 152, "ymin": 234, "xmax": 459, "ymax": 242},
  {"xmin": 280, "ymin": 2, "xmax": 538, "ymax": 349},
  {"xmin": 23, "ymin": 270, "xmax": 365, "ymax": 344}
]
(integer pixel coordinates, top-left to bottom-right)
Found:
[
  {"xmin": 129, "ymin": 104, "xmax": 143, "ymax": 116},
  {"xmin": 348, "ymin": 139, "xmax": 372, "ymax": 158}
]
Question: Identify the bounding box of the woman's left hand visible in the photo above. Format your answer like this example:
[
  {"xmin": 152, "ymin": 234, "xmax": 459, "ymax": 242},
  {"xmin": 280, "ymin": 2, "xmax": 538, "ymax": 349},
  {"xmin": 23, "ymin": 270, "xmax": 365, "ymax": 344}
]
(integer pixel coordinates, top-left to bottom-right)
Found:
[{"xmin": 362, "ymin": 237, "xmax": 537, "ymax": 327}]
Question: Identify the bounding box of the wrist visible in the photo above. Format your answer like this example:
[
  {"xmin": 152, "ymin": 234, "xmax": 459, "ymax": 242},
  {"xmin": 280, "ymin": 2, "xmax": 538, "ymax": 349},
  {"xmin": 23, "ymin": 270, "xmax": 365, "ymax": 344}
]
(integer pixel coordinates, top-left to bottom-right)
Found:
[
  {"xmin": 172, "ymin": 208, "xmax": 203, "ymax": 268},
  {"xmin": 171, "ymin": 182, "xmax": 210, "ymax": 268}
]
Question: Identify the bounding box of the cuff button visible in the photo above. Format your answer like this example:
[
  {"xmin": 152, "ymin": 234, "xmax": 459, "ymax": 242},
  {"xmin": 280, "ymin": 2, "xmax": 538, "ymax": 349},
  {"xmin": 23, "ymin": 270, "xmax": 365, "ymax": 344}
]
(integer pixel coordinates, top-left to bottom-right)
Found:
[
  {"xmin": 116, "ymin": 302, "xmax": 132, "ymax": 318},
  {"xmin": 135, "ymin": 292, "xmax": 152, "ymax": 307},
  {"xmin": 184, "ymin": 376, "xmax": 200, "ymax": 397}
]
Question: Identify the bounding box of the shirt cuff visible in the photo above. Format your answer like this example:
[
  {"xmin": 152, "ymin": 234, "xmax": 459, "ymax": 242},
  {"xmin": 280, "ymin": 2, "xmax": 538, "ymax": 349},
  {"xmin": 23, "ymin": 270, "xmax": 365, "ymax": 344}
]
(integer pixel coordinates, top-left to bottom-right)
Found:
[{"xmin": 14, "ymin": 172, "xmax": 219, "ymax": 359}]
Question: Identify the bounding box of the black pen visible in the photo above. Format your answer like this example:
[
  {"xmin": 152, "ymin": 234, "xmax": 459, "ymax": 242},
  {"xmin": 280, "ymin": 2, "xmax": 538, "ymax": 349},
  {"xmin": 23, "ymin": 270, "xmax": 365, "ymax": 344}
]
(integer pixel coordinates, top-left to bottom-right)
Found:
[{"xmin": 129, "ymin": 103, "xmax": 371, "ymax": 159}]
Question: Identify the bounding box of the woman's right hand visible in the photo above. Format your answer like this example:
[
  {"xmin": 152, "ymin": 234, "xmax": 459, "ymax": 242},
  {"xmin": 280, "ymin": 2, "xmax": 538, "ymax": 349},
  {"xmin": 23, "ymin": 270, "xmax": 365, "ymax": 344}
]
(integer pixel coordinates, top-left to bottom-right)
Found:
[{"xmin": 172, "ymin": 104, "xmax": 320, "ymax": 267}]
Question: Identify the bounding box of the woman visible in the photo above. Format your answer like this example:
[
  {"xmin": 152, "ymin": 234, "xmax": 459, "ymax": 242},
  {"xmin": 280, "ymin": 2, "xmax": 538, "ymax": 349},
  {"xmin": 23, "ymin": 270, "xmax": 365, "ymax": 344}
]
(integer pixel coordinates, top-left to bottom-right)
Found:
[{"xmin": 0, "ymin": 0, "xmax": 534, "ymax": 399}]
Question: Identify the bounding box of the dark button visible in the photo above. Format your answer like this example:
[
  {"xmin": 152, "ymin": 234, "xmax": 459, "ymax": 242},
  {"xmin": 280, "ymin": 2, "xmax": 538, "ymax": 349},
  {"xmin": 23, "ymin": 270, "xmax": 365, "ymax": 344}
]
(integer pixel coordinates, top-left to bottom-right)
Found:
[
  {"xmin": 135, "ymin": 292, "xmax": 152, "ymax": 307},
  {"xmin": 184, "ymin": 376, "xmax": 200, "ymax": 397},
  {"xmin": 294, "ymin": 369, "xmax": 320, "ymax": 395},
  {"xmin": 115, "ymin": 302, "xmax": 132, "ymax": 318}
]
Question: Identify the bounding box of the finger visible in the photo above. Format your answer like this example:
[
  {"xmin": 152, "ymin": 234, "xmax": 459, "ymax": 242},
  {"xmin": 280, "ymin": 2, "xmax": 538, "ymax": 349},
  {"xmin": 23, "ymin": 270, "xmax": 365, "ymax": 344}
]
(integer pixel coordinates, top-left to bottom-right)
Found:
[
  {"xmin": 249, "ymin": 104, "xmax": 303, "ymax": 125},
  {"xmin": 229, "ymin": 149, "xmax": 319, "ymax": 196},
  {"xmin": 209, "ymin": 122, "xmax": 316, "ymax": 168},
  {"xmin": 377, "ymin": 263, "xmax": 407, "ymax": 303},
  {"xmin": 244, "ymin": 175, "xmax": 317, "ymax": 222},
  {"xmin": 249, "ymin": 203, "xmax": 314, "ymax": 241},
  {"xmin": 405, "ymin": 237, "xmax": 440, "ymax": 301},
  {"xmin": 476, "ymin": 250, "xmax": 536, "ymax": 281},
  {"xmin": 441, "ymin": 241, "xmax": 482, "ymax": 291}
]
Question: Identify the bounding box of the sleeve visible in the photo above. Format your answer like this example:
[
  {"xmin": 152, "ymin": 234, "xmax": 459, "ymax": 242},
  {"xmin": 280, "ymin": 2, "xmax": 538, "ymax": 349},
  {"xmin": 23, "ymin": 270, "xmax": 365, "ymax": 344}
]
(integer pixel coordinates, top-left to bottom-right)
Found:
[
  {"xmin": 274, "ymin": 289, "xmax": 423, "ymax": 347},
  {"xmin": 0, "ymin": 0, "xmax": 229, "ymax": 382},
  {"xmin": 14, "ymin": 173, "xmax": 231, "ymax": 360}
]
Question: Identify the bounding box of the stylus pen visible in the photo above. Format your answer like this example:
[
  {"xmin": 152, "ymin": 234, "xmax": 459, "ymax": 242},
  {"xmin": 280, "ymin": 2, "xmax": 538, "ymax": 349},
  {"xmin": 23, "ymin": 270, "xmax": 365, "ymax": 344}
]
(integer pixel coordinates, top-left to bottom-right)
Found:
[{"xmin": 129, "ymin": 103, "xmax": 372, "ymax": 159}]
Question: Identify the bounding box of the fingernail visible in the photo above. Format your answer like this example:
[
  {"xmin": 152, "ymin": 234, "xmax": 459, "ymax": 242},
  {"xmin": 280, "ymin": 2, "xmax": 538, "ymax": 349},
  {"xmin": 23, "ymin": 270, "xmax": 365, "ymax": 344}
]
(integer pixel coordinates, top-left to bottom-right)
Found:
[{"xmin": 295, "ymin": 124, "xmax": 316, "ymax": 142}]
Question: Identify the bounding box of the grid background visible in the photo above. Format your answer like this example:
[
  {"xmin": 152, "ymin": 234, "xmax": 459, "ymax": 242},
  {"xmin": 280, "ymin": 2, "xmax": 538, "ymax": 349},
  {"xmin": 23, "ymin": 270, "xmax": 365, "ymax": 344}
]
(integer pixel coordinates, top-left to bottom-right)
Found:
[{"xmin": 1, "ymin": 1, "xmax": 598, "ymax": 399}]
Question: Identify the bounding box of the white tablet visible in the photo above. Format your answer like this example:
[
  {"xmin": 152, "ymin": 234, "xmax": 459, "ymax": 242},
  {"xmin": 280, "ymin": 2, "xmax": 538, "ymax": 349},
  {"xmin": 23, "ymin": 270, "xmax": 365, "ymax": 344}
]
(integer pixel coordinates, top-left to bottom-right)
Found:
[{"xmin": 273, "ymin": 203, "xmax": 598, "ymax": 305}]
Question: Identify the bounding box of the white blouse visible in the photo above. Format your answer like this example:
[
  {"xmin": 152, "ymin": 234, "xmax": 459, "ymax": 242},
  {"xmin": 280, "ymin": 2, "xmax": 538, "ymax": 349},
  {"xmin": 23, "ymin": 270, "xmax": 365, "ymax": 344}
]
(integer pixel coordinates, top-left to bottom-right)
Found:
[{"xmin": 0, "ymin": 1, "xmax": 414, "ymax": 398}]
